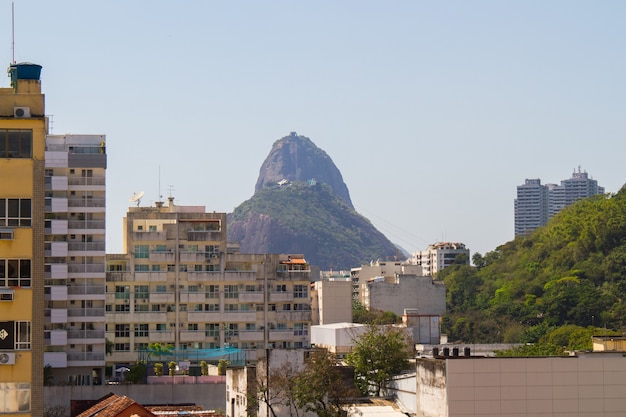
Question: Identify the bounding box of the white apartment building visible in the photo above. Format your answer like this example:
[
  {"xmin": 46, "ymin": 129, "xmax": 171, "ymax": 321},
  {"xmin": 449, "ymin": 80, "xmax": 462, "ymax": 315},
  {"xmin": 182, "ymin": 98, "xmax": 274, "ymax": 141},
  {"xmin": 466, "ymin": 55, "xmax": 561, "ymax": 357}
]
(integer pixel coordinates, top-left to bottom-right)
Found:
[
  {"xmin": 410, "ymin": 242, "xmax": 470, "ymax": 277},
  {"xmin": 515, "ymin": 168, "xmax": 605, "ymax": 236},
  {"xmin": 105, "ymin": 198, "xmax": 312, "ymax": 369},
  {"xmin": 43, "ymin": 134, "xmax": 107, "ymax": 385},
  {"xmin": 350, "ymin": 260, "xmax": 422, "ymax": 302}
]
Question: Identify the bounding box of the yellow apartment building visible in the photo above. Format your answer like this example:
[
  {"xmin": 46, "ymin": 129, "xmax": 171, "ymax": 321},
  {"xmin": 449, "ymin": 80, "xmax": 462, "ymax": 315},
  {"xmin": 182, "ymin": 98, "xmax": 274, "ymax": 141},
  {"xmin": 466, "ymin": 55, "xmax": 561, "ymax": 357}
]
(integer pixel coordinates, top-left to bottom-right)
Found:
[
  {"xmin": 0, "ymin": 62, "xmax": 46, "ymax": 417},
  {"xmin": 105, "ymin": 198, "xmax": 312, "ymax": 371}
]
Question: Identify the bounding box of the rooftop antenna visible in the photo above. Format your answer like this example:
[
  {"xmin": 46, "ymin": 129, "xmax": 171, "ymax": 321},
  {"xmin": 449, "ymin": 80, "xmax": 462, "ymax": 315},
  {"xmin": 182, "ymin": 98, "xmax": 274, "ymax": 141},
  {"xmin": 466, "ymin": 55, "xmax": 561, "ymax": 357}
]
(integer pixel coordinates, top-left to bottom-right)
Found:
[
  {"xmin": 11, "ymin": 1, "xmax": 16, "ymax": 64},
  {"xmin": 158, "ymin": 165, "xmax": 163, "ymax": 201},
  {"xmin": 130, "ymin": 191, "xmax": 144, "ymax": 207}
]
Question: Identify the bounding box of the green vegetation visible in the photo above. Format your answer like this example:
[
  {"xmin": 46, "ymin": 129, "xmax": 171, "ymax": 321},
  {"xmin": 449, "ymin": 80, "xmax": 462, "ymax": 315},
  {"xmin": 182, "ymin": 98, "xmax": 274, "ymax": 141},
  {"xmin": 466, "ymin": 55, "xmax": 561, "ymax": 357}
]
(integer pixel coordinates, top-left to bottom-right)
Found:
[
  {"xmin": 229, "ymin": 183, "xmax": 398, "ymax": 269},
  {"xmin": 346, "ymin": 325, "xmax": 413, "ymax": 396},
  {"xmin": 439, "ymin": 188, "xmax": 626, "ymax": 348},
  {"xmin": 352, "ymin": 301, "xmax": 402, "ymax": 324}
]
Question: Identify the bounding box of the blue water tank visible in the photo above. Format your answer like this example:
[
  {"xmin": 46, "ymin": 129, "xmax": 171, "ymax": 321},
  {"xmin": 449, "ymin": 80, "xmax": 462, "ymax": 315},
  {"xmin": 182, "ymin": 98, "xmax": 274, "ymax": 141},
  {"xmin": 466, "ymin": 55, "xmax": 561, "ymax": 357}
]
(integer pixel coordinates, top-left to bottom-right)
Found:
[{"xmin": 8, "ymin": 62, "xmax": 42, "ymax": 84}]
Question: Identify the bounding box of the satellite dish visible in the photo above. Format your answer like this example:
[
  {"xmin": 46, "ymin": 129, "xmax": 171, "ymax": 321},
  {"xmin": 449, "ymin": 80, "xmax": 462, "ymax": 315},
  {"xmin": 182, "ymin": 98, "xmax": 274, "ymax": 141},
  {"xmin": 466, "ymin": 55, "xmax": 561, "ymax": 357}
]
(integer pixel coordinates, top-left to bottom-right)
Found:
[{"xmin": 130, "ymin": 191, "xmax": 145, "ymax": 207}]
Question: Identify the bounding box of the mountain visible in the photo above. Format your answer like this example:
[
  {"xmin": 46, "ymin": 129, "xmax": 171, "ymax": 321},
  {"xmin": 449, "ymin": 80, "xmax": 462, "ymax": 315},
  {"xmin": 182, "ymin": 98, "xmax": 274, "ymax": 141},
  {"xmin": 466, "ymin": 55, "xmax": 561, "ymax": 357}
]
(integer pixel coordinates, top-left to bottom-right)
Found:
[
  {"xmin": 228, "ymin": 132, "xmax": 399, "ymax": 270},
  {"xmin": 438, "ymin": 187, "xmax": 626, "ymax": 343}
]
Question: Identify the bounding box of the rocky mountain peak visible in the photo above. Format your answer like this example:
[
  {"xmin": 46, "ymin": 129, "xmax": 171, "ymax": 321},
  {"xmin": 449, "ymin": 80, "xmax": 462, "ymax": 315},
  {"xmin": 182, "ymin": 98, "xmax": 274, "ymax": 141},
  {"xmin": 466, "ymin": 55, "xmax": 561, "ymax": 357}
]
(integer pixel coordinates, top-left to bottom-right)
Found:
[{"xmin": 254, "ymin": 132, "xmax": 353, "ymax": 208}]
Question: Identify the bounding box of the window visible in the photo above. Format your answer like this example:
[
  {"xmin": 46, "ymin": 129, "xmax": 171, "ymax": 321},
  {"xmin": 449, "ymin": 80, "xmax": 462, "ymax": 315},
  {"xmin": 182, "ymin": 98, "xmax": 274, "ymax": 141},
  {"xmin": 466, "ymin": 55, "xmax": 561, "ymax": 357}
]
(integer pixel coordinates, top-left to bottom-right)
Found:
[
  {"xmin": 0, "ymin": 199, "xmax": 31, "ymax": 227},
  {"xmin": 167, "ymin": 264, "xmax": 176, "ymax": 272},
  {"xmin": 115, "ymin": 304, "xmax": 130, "ymax": 312},
  {"xmin": 276, "ymin": 284, "xmax": 287, "ymax": 292},
  {"xmin": 151, "ymin": 305, "xmax": 161, "ymax": 312},
  {"xmin": 134, "ymin": 285, "xmax": 149, "ymax": 299},
  {"xmin": 148, "ymin": 225, "xmax": 157, "ymax": 232},
  {"xmin": 204, "ymin": 304, "xmax": 219, "ymax": 312},
  {"xmin": 224, "ymin": 284, "xmax": 238, "ymax": 299},
  {"xmin": 206, "ymin": 285, "xmax": 219, "ymax": 298},
  {"xmin": 155, "ymin": 285, "xmax": 166, "ymax": 293},
  {"xmin": 293, "ymin": 303, "xmax": 310, "ymax": 311},
  {"xmin": 225, "ymin": 323, "xmax": 238, "ymax": 337},
  {"xmin": 225, "ymin": 303, "xmax": 239, "ymax": 311},
  {"xmin": 277, "ymin": 323, "xmax": 287, "ymax": 330},
  {"xmin": 15, "ymin": 321, "xmax": 31, "ymax": 350},
  {"xmin": 294, "ymin": 284, "xmax": 308, "ymax": 298},
  {"xmin": 0, "ymin": 129, "xmax": 32, "ymax": 158},
  {"xmin": 115, "ymin": 324, "xmax": 130, "ymax": 337},
  {"xmin": 134, "ymin": 245, "xmax": 149, "ymax": 259},
  {"xmin": 282, "ymin": 304, "xmax": 291, "ymax": 311},
  {"xmin": 0, "ymin": 382, "xmax": 30, "ymax": 412},
  {"xmin": 134, "ymin": 304, "xmax": 149, "ymax": 312},
  {"xmin": 115, "ymin": 286, "xmax": 130, "ymax": 299},
  {"xmin": 152, "ymin": 264, "xmax": 161, "ymax": 272},
  {"xmin": 187, "ymin": 323, "xmax": 198, "ymax": 331},
  {"xmin": 179, "ymin": 304, "xmax": 187, "ymax": 312},
  {"xmin": 156, "ymin": 323, "xmax": 167, "ymax": 331},
  {"xmin": 188, "ymin": 285, "xmax": 199, "ymax": 293},
  {"xmin": 134, "ymin": 324, "xmax": 149, "ymax": 337},
  {"xmin": 205, "ymin": 323, "xmax": 219, "ymax": 337},
  {"xmin": 134, "ymin": 264, "xmax": 149, "ymax": 272},
  {"xmin": 115, "ymin": 343, "xmax": 130, "ymax": 352},
  {"xmin": 0, "ymin": 259, "xmax": 31, "ymax": 287},
  {"xmin": 135, "ymin": 343, "xmax": 148, "ymax": 352},
  {"xmin": 245, "ymin": 323, "xmax": 256, "ymax": 331},
  {"xmin": 245, "ymin": 285, "xmax": 256, "ymax": 292},
  {"xmin": 155, "ymin": 245, "xmax": 167, "ymax": 252},
  {"xmin": 294, "ymin": 322, "xmax": 308, "ymax": 336},
  {"xmin": 269, "ymin": 304, "xmax": 276, "ymax": 311}
]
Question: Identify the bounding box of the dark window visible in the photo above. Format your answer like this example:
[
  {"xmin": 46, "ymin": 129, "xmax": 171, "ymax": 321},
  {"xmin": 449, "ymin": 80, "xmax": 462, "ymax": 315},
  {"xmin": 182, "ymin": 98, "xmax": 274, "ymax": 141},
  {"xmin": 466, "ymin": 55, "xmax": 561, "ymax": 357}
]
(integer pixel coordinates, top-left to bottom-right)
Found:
[{"xmin": 0, "ymin": 129, "xmax": 32, "ymax": 158}]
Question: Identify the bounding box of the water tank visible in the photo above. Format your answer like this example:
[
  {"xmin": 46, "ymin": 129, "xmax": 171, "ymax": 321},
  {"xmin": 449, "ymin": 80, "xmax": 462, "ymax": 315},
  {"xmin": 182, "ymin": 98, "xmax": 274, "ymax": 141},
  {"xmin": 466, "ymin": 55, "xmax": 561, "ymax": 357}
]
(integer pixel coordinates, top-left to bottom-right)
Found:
[{"xmin": 8, "ymin": 62, "xmax": 42, "ymax": 84}]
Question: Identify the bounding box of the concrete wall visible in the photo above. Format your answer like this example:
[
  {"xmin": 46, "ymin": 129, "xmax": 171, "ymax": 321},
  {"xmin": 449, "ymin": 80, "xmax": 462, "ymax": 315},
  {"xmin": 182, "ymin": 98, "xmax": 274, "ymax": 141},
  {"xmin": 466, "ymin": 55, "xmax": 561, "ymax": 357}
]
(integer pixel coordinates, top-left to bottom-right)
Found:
[
  {"xmin": 44, "ymin": 383, "xmax": 226, "ymax": 412},
  {"xmin": 367, "ymin": 275, "xmax": 445, "ymax": 317},
  {"xmin": 313, "ymin": 280, "xmax": 352, "ymax": 325}
]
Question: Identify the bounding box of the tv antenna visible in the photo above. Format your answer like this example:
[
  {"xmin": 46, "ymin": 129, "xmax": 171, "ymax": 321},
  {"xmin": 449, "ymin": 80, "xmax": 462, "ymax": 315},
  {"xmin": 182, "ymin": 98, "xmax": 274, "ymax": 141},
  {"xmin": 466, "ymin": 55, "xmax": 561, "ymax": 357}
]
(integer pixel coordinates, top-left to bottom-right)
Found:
[
  {"xmin": 130, "ymin": 191, "xmax": 145, "ymax": 207},
  {"xmin": 11, "ymin": 2, "xmax": 16, "ymax": 64}
]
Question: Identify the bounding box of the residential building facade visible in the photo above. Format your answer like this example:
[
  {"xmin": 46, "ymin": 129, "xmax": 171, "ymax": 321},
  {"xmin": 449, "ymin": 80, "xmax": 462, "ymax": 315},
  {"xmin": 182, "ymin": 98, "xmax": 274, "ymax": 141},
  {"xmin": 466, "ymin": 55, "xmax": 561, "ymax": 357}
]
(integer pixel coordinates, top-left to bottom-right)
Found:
[
  {"xmin": 105, "ymin": 199, "xmax": 312, "ymax": 369},
  {"xmin": 410, "ymin": 242, "xmax": 470, "ymax": 277},
  {"xmin": 43, "ymin": 134, "xmax": 107, "ymax": 385},
  {"xmin": 0, "ymin": 62, "xmax": 46, "ymax": 417},
  {"xmin": 350, "ymin": 261, "xmax": 421, "ymax": 302},
  {"xmin": 515, "ymin": 168, "xmax": 605, "ymax": 236}
]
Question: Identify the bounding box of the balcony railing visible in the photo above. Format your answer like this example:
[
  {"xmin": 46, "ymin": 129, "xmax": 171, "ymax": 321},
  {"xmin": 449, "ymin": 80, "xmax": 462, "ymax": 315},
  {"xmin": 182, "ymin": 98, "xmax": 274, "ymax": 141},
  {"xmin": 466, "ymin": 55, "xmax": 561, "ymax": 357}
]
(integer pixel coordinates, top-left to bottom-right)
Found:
[
  {"xmin": 67, "ymin": 285, "xmax": 105, "ymax": 295},
  {"xmin": 67, "ymin": 176, "xmax": 106, "ymax": 186},
  {"xmin": 68, "ymin": 264, "xmax": 105, "ymax": 273},
  {"xmin": 67, "ymin": 198, "xmax": 106, "ymax": 208},
  {"xmin": 68, "ymin": 220, "xmax": 105, "ymax": 230},
  {"xmin": 67, "ymin": 330, "xmax": 105, "ymax": 339},
  {"xmin": 68, "ymin": 242, "xmax": 106, "ymax": 251},
  {"xmin": 67, "ymin": 352, "xmax": 105, "ymax": 362},
  {"xmin": 67, "ymin": 308, "xmax": 105, "ymax": 317}
]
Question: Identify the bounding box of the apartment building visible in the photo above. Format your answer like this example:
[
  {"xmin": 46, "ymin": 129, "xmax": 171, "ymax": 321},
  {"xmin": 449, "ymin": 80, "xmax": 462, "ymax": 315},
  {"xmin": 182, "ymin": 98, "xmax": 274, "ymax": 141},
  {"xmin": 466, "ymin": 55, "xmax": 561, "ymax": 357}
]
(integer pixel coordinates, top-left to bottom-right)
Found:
[
  {"xmin": 515, "ymin": 168, "xmax": 605, "ymax": 236},
  {"xmin": 105, "ymin": 198, "xmax": 312, "ymax": 368},
  {"xmin": 43, "ymin": 134, "xmax": 107, "ymax": 385},
  {"xmin": 410, "ymin": 242, "xmax": 470, "ymax": 277},
  {"xmin": 0, "ymin": 62, "xmax": 46, "ymax": 417},
  {"xmin": 350, "ymin": 260, "xmax": 421, "ymax": 302}
]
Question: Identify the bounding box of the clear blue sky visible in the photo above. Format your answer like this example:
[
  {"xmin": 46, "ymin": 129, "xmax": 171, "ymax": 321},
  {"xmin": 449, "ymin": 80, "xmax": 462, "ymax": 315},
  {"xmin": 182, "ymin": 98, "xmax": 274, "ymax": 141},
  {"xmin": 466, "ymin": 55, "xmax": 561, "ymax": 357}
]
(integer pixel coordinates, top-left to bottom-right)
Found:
[{"xmin": 3, "ymin": 1, "xmax": 625, "ymax": 258}]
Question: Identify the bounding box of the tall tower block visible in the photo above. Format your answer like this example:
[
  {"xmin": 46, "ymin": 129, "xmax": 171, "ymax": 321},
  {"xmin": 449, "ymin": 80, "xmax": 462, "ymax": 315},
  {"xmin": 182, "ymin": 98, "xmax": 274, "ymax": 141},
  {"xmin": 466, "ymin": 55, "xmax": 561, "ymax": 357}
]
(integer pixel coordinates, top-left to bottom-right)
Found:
[{"xmin": 0, "ymin": 62, "xmax": 46, "ymax": 417}]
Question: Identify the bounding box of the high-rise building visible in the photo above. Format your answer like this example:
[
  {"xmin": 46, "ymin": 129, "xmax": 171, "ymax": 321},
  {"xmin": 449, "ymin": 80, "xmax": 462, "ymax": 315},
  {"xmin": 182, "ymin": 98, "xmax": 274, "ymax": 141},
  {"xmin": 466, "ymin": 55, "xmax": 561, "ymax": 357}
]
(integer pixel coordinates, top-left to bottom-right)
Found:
[
  {"xmin": 514, "ymin": 169, "xmax": 605, "ymax": 236},
  {"xmin": 105, "ymin": 198, "xmax": 312, "ymax": 369},
  {"xmin": 0, "ymin": 62, "xmax": 46, "ymax": 417},
  {"xmin": 43, "ymin": 135, "xmax": 107, "ymax": 385}
]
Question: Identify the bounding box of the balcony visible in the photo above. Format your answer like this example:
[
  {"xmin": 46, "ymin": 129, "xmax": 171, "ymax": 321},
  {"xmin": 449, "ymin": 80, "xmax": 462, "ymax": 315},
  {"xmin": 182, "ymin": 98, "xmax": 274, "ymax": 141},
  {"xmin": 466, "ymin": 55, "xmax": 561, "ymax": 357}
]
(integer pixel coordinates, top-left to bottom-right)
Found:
[
  {"xmin": 187, "ymin": 311, "xmax": 222, "ymax": 322},
  {"xmin": 274, "ymin": 311, "xmax": 312, "ymax": 322},
  {"xmin": 67, "ymin": 285, "xmax": 105, "ymax": 296},
  {"xmin": 45, "ymin": 308, "xmax": 68, "ymax": 323},
  {"xmin": 269, "ymin": 329, "xmax": 295, "ymax": 341},
  {"xmin": 149, "ymin": 293, "xmax": 175, "ymax": 303},
  {"xmin": 45, "ymin": 241, "xmax": 68, "ymax": 257},
  {"xmin": 132, "ymin": 271, "xmax": 168, "ymax": 282},
  {"xmin": 45, "ymin": 219, "xmax": 68, "ymax": 235},
  {"xmin": 238, "ymin": 330, "xmax": 264, "ymax": 342},
  {"xmin": 239, "ymin": 292, "xmax": 264, "ymax": 303},
  {"xmin": 180, "ymin": 292, "xmax": 206, "ymax": 303},
  {"xmin": 67, "ymin": 307, "xmax": 105, "ymax": 318},
  {"xmin": 187, "ymin": 271, "xmax": 222, "ymax": 282},
  {"xmin": 67, "ymin": 175, "xmax": 105, "ymax": 187},
  {"xmin": 180, "ymin": 251, "xmax": 210, "ymax": 263},
  {"xmin": 187, "ymin": 230, "xmax": 221, "ymax": 242},
  {"xmin": 149, "ymin": 251, "xmax": 175, "ymax": 263},
  {"xmin": 46, "ymin": 285, "xmax": 68, "ymax": 301},
  {"xmin": 180, "ymin": 330, "xmax": 206, "ymax": 342},
  {"xmin": 106, "ymin": 272, "xmax": 132, "ymax": 282},
  {"xmin": 67, "ymin": 197, "xmax": 105, "ymax": 208},
  {"xmin": 68, "ymin": 241, "xmax": 105, "ymax": 253},
  {"xmin": 45, "ymin": 175, "xmax": 68, "ymax": 191},
  {"xmin": 67, "ymin": 329, "xmax": 105, "ymax": 341},
  {"xmin": 132, "ymin": 231, "xmax": 168, "ymax": 241},
  {"xmin": 44, "ymin": 330, "xmax": 67, "ymax": 346},
  {"xmin": 68, "ymin": 219, "xmax": 105, "ymax": 230},
  {"xmin": 221, "ymin": 311, "xmax": 257, "ymax": 322},
  {"xmin": 223, "ymin": 271, "xmax": 256, "ymax": 282},
  {"xmin": 67, "ymin": 352, "xmax": 105, "ymax": 366},
  {"xmin": 45, "ymin": 197, "xmax": 68, "ymax": 213},
  {"xmin": 68, "ymin": 264, "xmax": 105, "ymax": 274},
  {"xmin": 269, "ymin": 291, "xmax": 293, "ymax": 303},
  {"xmin": 149, "ymin": 330, "xmax": 175, "ymax": 343}
]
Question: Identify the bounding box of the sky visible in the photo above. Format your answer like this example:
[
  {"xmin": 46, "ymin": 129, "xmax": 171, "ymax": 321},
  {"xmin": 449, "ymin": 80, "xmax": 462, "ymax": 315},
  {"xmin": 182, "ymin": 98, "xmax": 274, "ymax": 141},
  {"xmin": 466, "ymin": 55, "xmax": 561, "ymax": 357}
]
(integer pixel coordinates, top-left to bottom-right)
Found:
[{"xmin": 2, "ymin": 1, "xmax": 625, "ymax": 259}]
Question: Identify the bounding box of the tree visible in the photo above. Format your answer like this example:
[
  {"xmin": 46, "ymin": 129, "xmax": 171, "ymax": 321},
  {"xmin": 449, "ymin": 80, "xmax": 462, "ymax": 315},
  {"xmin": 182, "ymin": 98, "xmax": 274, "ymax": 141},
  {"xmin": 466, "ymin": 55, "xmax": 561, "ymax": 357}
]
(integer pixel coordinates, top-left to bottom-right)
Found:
[
  {"xmin": 255, "ymin": 362, "xmax": 301, "ymax": 417},
  {"xmin": 147, "ymin": 342, "xmax": 173, "ymax": 362},
  {"xmin": 293, "ymin": 348, "xmax": 358, "ymax": 417},
  {"xmin": 346, "ymin": 326, "xmax": 413, "ymax": 396},
  {"xmin": 125, "ymin": 361, "xmax": 147, "ymax": 384}
]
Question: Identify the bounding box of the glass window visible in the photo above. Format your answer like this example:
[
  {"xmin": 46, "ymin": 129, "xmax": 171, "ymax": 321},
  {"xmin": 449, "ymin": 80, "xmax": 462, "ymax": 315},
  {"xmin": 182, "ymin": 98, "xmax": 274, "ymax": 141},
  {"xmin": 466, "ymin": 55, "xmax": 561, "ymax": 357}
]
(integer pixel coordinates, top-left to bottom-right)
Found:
[
  {"xmin": 294, "ymin": 284, "xmax": 308, "ymax": 298},
  {"xmin": 224, "ymin": 284, "xmax": 238, "ymax": 299},
  {"xmin": 134, "ymin": 285, "xmax": 149, "ymax": 299},
  {"xmin": 0, "ymin": 129, "xmax": 32, "ymax": 159},
  {"xmin": 134, "ymin": 324, "xmax": 149, "ymax": 337},
  {"xmin": 15, "ymin": 321, "xmax": 31, "ymax": 350},
  {"xmin": 0, "ymin": 382, "xmax": 30, "ymax": 412},
  {"xmin": 206, "ymin": 285, "xmax": 219, "ymax": 298},
  {"xmin": 115, "ymin": 324, "xmax": 130, "ymax": 337},
  {"xmin": 134, "ymin": 245, "xmax": 149, "ymax": 259},
  {"xmin": 205, "ymin": 323, "xmax": 218, "ymax": 337}
]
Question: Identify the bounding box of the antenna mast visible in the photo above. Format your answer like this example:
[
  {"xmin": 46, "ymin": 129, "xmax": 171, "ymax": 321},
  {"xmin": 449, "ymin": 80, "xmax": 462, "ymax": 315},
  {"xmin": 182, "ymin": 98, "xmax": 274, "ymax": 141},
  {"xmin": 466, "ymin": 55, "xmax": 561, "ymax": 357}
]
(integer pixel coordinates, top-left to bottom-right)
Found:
[{"xmin": 11, "ymin": 2, "xmax": 15, "ymax": 64}]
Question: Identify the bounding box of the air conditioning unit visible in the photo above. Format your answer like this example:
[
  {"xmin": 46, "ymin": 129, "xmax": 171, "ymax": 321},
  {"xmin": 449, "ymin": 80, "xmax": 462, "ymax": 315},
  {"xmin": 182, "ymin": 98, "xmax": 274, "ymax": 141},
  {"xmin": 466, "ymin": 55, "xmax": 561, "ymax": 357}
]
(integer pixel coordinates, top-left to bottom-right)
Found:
[
  {"xmin": 0, "ymin": 352, "xmax": 16, "ymax": 365},
  {"xmin": 0, "ymin": 290, "xmax": 14, "ymax": 302},
  {"xmin": 13, "ymin": 107, "xmax": 31, "ymax": 118}
]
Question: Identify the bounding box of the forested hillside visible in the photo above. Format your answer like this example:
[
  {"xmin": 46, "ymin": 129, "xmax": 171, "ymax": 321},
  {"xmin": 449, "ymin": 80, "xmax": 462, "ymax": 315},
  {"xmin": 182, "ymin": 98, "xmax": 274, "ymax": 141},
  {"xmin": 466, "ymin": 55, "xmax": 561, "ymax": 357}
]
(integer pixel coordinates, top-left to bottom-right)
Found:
[{"xmin": 440, "ymin": 186, "xmax": 626, "ymax": 345}]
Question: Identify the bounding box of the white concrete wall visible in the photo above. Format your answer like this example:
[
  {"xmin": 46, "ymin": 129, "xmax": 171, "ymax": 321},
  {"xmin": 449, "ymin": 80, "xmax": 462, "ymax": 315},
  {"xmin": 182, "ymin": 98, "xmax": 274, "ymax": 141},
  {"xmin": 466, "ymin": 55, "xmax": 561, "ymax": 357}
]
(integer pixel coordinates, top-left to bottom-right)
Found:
[
  {"xmin": 367, "ymin": 275, "xmax": 445, "ymax": 316},
  {"xmin": 44, "ymin": 383, "xmax": 226, "ymax": 412}
]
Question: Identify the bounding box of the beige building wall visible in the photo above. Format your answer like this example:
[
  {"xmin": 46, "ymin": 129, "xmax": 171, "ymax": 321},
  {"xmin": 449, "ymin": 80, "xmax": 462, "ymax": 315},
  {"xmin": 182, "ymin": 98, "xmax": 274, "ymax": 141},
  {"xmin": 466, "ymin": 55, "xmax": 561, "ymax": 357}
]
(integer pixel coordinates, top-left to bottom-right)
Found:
[
  {"xmin": 311, "ymin": 280, "xmax": 352, "ymax": 325},
  {"xmin": 416, "ymin": 353, "xmax": 626, "ymax": 417},
  {"xmin": 364, "ymin": 274, "xmax": 445, "ymax": 317}
]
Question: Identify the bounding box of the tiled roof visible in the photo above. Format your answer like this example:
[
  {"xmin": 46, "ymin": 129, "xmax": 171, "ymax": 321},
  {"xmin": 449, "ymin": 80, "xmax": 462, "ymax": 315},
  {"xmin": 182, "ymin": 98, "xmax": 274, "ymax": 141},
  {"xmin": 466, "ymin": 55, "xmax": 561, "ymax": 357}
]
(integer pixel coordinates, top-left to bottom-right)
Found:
[{"xmin": 76, "ymin": 394, "xmax": 156, "ymax": 417}]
